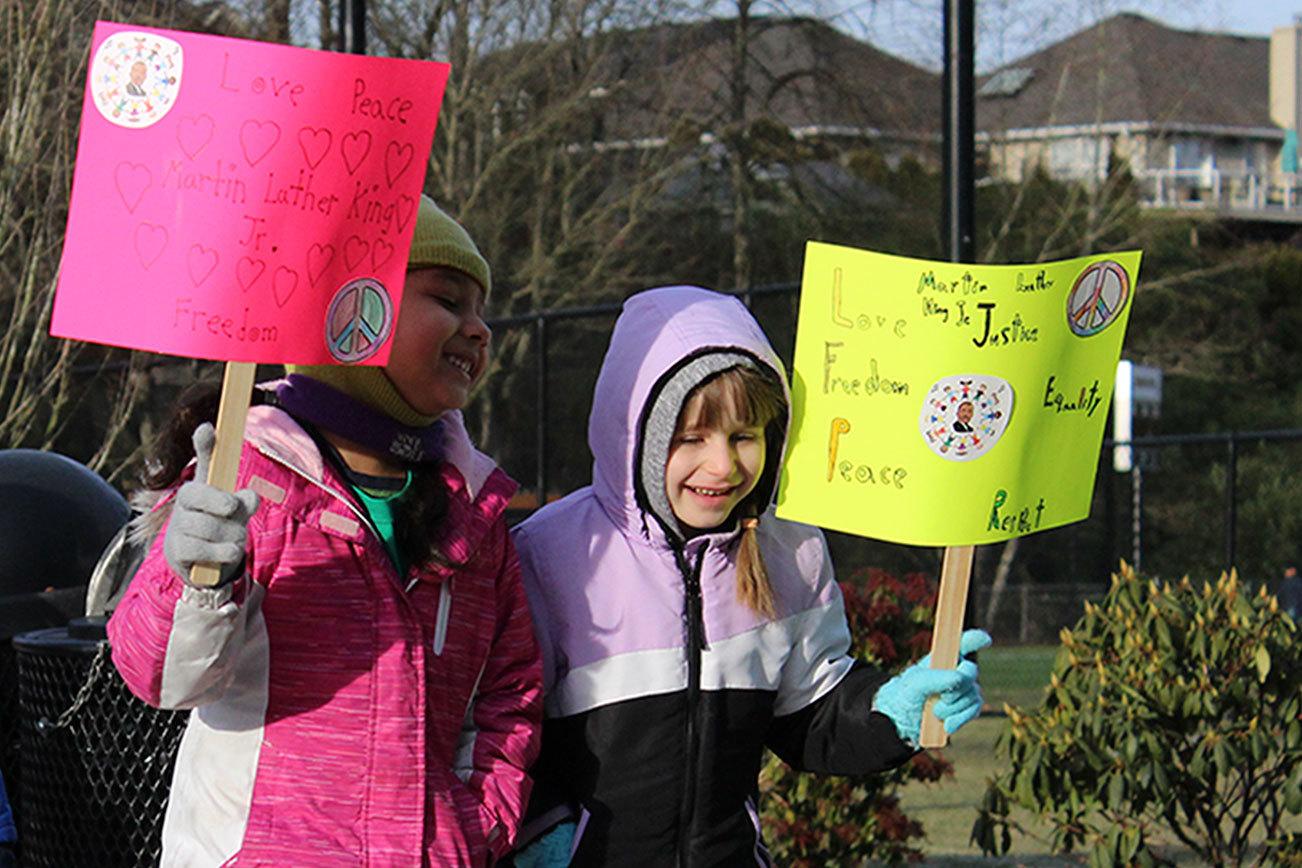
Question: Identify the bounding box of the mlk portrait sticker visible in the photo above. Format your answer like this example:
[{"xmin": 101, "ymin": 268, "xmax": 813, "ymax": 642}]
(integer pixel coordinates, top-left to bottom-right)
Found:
[
  {"xmin": 91, "ymin": 31, "xmax": 184, "ymax": 129},
  {"xmin": 1066, "ymin": 259, "xmax": 1129, "ymax": 337},
  {"xmin": 919, "ymin": 374, "xmax": 1014, "ymax": 462},
  {"xmin": 325, "ymin": 278, "xmax": 394, "ymax": 363}
]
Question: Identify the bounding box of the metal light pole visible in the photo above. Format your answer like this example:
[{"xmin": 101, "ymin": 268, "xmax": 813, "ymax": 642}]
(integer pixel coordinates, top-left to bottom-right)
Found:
[
  {"xmin": 920, "ymin": 0, "xmax": 978, "ymax": 750},
  {"xmin": 942, "ymin": 0, "xmax": 975, "ymax": 264},
  {"xmin": 338, "ymin": 0, "xmax": 366, "ymax": 54}
]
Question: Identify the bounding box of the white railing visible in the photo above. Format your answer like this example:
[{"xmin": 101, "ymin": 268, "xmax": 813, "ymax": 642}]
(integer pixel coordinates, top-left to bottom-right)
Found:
[{"xmin": 1137, "ymin": 168, "xmax": 1302, "ymax": 213}]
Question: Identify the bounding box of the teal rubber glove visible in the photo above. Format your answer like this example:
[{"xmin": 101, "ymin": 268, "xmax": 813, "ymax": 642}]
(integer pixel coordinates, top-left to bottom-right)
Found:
[
  {"xmin": 872, "ymin": 628, "xmax": 991, "ymax": 744},
  {"xmin": 513, "ymin": 821, "xmax": 576, "ymax": 868}
]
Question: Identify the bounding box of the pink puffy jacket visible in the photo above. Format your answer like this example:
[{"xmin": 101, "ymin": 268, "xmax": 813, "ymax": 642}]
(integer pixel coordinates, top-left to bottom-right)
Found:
[{"xmin": 108, "ymin": 405, "xmax": 542, "ymax": 866}]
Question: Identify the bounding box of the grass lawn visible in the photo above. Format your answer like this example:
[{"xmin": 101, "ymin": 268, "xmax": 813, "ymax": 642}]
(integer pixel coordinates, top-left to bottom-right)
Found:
[
  {"xmin": 899, "ymin": 644, "xmax": 1061, "ymax": 861},
  {"xmin": 900, "ymin": 715, "xmax": 1086, "ymax": 864},
  {"xmin": 975, "ymin": 644, "xmax": 1060, "ymax": 712}
]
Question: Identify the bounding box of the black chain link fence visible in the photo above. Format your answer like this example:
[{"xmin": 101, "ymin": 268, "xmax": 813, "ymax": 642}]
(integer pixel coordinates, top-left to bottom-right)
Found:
[
  {"xmin": 13, "ymin": 622, "xmax": 186, "ymax": 868},
  {"xmin": 478, "ymin": 289, "xmax": 1302, "ymax": 623}
]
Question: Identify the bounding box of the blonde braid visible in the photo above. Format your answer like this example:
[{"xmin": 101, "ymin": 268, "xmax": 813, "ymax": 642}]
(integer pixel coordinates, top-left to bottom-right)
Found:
[{"xmin": 736, "ymin": 513, "xmax": 776, "ymax": 618}]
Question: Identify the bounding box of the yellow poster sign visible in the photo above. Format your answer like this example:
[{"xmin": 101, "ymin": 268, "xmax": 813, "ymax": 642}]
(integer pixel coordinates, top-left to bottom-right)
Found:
[{"xmin": 775, "ymin": 242, "xmax": 1142, "ymax": 546}]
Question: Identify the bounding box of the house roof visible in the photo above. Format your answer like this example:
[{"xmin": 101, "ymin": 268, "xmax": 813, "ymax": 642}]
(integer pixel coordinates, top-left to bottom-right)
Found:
[
  {"xmin": 485, "ymin": 16, "xmax": 940, "ymax": 145},
  {"xmin": 615, "ymin": 17, "xmax": 939, "ymax": 140},
  {"xmin": 977, "ymin": 13, "xmax": 1274, "ymax": 134}
]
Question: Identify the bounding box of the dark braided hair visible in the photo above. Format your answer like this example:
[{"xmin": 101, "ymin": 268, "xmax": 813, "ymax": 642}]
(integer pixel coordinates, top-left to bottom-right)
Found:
[
  {"xmin": 140, "ymin": 379, "xmax": 222, "ymax": 491},
  {"xmin": 392, "ymin": 464, "xmax": 452, "ymax": 569}
]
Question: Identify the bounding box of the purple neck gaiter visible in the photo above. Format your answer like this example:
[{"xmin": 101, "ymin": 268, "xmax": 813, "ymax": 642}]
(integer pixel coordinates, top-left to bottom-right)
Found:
[{"xmin": 270, "ymin": 375, "xmax": 443, "ymax": 464}]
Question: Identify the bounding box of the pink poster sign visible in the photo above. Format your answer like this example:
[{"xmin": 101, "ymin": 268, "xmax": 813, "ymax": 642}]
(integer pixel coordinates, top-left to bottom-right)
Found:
[{"xmin": 51, "ymin": 21, "xmax": 450, "ymax": 365}]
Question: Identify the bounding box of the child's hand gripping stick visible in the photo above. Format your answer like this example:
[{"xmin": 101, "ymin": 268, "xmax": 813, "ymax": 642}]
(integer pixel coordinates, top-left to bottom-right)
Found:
[
  {"xmin": 873, "ymin": 627, "xmax": 990, "ymax": 746},
  {"xmin": 167, "ymin": 362, "xmax": 259, "ymax": 587},
  {"xmin": 917, "ymin": 544, "xmax": 980, "ymax": 747}
]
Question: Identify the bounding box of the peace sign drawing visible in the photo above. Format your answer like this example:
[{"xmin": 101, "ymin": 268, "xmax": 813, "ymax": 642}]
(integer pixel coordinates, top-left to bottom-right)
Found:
[
  {"xmin": 324, "ymin": 278, "xmax": 394, "ymax": 363},
  {"xmin": 1066, "ymin": 260, "xmax": 1129, "ymax": 337}
]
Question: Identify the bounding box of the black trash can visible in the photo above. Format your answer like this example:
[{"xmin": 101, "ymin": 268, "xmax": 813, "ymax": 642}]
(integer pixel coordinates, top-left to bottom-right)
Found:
[
  {"xmin": 14, "ymin": 618, "xmax": 186, "ymax": 868},
  {"xmin": 0, "ymin": 450, "xmax": 131, "ymax": 599},
  {"xmin": 0, "ymin": 448, "xmax": 132, "ymax": 798}
]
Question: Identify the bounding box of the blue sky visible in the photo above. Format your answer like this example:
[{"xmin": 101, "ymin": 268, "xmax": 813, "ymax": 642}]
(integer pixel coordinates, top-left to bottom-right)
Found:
[{"xmin": 825, "ymin": 0, "xmax": 1302, "ymax": 70}]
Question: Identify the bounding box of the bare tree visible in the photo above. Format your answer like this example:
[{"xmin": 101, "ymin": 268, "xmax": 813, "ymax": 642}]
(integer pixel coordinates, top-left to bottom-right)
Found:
[
  {"xmin": 729, "ymin": 0, "xmax": 755, "ymax": 289},
  {"xmin": 365, "ymin": 0, "xmax": 707, "ymax": 471},
  {"xmin": 0, "ymin": 1, "xmax": 159, "ymax": 480},
  {"xmin": 0, "ymin": 0, "xmax": 270, "ymax": 483}
]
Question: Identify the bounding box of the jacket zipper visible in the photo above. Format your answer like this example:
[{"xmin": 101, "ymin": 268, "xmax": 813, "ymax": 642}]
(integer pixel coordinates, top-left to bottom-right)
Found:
[
  {"xmin": 432, "ymin": 580, "xmax": 453, "ymax": 655},
  {"xmin": 675, "ymin": 542, "xmax": 708, "ymax": 867}
]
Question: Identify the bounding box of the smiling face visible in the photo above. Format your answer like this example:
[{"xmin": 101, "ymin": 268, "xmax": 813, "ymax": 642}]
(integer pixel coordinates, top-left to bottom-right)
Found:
[
  {"xmin": 664, "ymin": 375, "xmax": 774, "ymax": 534},
  {"xmin": 957, "ymin": 401, "xmax": 974, "ymax": 424},
  {"xmin": 130, "ymin": 62, "xmax": 147, "ymax": 85},
  {"xmin": 383, "ymin": 266, "xmax": 490, "ymax": 418}
]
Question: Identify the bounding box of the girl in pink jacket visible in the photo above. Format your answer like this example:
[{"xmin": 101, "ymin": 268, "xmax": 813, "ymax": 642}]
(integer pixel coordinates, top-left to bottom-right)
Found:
[{"xmin": 108, "ymin": 197, "xmax": 543, "ymax": 866}]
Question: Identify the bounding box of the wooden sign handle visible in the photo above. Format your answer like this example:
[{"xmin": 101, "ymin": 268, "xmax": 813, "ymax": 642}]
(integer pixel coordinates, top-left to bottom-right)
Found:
[
  {"xmin": 919, "ymin": 544, "xmax": 975, "ymax": 748},
  {"xmin": 188, "ymin": 362, "xmax": 257, "ymax": 588}
]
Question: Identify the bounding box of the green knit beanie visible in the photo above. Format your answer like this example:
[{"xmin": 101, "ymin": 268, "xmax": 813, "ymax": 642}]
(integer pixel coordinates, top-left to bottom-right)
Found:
[
  {"xmin": 286, "ymin": 195, "xmax": 490, "ymax": 427},
  {"xmin": 407, "ymin": 194, "xmax": 491, "ymax": 296}
]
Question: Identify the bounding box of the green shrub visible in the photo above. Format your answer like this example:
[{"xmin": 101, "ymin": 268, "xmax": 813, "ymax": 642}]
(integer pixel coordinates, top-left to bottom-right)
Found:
[
  {"xmin": 973, "ymin": 563, "xmax": 1301, "ymax": 866},
  {"xmin": 759, "ymin": 568, "xmax": 953, "ymax": 865}
]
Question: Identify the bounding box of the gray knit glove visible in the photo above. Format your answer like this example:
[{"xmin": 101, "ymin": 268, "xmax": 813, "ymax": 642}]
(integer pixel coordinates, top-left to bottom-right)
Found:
[{"xmin": 163, "ymin": 423, "xmax": 259, "ymax": 587}]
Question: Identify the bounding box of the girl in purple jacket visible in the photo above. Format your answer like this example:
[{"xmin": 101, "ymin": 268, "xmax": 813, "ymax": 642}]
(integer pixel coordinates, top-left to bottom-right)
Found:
[
  {"xmin": 510, "ymin": 286, "xmax": 988, "ymax": 866},
  {"xmin": 108, "ymin": 197, "xmax": 542, "ymax": 866}
]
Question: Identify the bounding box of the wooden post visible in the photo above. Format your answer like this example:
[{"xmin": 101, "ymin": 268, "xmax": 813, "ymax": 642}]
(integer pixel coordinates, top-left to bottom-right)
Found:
[
  {"xmin": 188, "ymin": 361, "xmax": 257, "ymax": 587},
  {"xmin": 919, "ymin": 544, "xmax": 975, "ymax": 748}
]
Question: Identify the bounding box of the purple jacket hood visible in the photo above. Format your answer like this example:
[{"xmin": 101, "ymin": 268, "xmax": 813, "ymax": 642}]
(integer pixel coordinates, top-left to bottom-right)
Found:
[{"xmin": 587, "ymin": 286, "xmax": 790, "ymax": 539}]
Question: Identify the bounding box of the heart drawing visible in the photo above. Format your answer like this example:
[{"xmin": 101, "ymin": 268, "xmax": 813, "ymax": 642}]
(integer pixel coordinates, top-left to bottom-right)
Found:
[
  {"xmin": 384, "ymin": 142, "xmax": 414, "ymax": 187},
  {"xmin": 371, "ymin": 239, "xmax": 394, "ymax": 270},
  {"xmin": 344, "ymin": 236, "xmax": 370, "ymax": 270},
  {"xmin": 307, "ymin": 243, "xmax": 335, "ymax": 286},
  {"xmin": 177, "ymin": 115, "xmax": 215, "ymax": 160},
  {"xmin": 237, "ymin": 257, "xmax": 266, "ymax": 291},
  {"xmin": 187, "ymin": 244, "xmax": 219, "ymax": 286},
  {"xmin": 341, "ymin": 131, "xmax": 372, "ymax": 175},
  {"xmin": 273, "ymin": 267, "xmax": 299, "ymax": 308},
  {"xmin": 133, "ymin": 223, "xmax": 169, "ymax": 270},
  {"xmin": 298, "ymin": 127, "xmax": 332, "ymax": 170},
  {"xmin": 394, "ymin": 195, "xmax": 416, "ymax": 232},
  {"xmin": 240, "ymin": 119, "xmax": 281, "ymax": 167},
  {"xmin": 114, "ymin": 162, "xmax": 152, "ymax": 213}
]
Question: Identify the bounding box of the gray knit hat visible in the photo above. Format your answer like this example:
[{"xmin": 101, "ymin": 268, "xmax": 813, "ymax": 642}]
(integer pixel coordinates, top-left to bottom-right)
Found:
[{"xmin": 638, "ymin": 352, "xmax": 760, "ymax": 535}]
